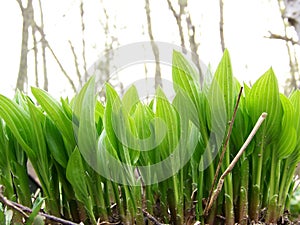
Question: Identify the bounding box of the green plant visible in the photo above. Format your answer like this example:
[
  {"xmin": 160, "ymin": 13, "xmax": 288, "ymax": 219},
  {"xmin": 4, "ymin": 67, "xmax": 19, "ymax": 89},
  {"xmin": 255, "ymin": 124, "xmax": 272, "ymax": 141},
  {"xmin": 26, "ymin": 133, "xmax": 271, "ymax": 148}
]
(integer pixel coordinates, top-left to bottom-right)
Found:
[{"xmin": 0, "ymin": 50, "xmax": 299, "ymax": 224}]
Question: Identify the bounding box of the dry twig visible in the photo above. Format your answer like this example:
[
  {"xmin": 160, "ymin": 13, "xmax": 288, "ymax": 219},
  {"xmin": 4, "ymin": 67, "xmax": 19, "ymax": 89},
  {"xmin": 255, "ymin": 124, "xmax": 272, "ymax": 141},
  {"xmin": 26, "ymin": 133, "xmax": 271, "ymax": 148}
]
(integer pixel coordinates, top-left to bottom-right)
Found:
[
  {"xmin": 142, "ymin": 209, "xmax": 163, "ymax": 225},
  {"xmin": 0, "ymin": 185, "xmax": 79, "ymax": 225},
  {"xmin": 205, "ymin": 112, "xmax": 268, "ymax": 214},
  {"xmin": 204, "ymin": 87, "xmax": 243, "ymax": 216},
  {"xmin": 265, "ymin": 31, "xmax": 298, "ymax": 45}
]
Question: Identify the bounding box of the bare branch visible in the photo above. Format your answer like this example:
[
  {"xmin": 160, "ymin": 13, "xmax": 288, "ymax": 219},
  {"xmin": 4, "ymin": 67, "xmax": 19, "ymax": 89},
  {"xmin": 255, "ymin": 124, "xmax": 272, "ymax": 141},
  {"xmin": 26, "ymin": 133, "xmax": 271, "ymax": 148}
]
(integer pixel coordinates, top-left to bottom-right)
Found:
[
  {"xmin": 47, "ymin": 41, "xmax": 77, "ymax": 93},
  {"xmin": 15, "ymin": 0, "xmax": 23, "ymax": 11},
  {"xmin": 205, "ymin": 112, "xmax": 268, "ymax": 214},
  {"xmin": 0, "ymin": 185, "xmax": 29, "ymax": 218},
  {"xmin": 265, "ymin": 31, "xmax": 298, "ymax": 45},
  {"xmin": 35, "ymin": 24, "xmax": 77, "ymax": 93},
  {"xmin": 166, "ymin": 0, "xmax": 186, "ymax": 53},
  {"xmin": 0, "ymin": 185, "xmax": 80, "ymax": 225},
  {"xmin": 142, "ymin": 209, "xmax": 163, "ymax": 225},
  {"xmin": 69, "ymin": 40, "xmax": 83, "ymax": 87},
  {"xmin": 204, "ymin": 87, "xmax": 243, "ymax": 216}
]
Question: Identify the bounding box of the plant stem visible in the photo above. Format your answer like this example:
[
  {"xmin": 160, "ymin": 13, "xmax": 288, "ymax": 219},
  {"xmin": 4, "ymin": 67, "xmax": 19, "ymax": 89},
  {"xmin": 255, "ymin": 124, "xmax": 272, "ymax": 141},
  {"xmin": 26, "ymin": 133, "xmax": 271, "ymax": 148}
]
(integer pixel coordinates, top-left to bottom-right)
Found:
[
  {"xmin": 266, "ymin": 148, "xmax": 279, "ymax": 223},
  {"xmin": 238, "ymin": 157, "xmax": 249, "ymax": 225},
  {"xmin": 250, "ymin": 141, "xmax": 264, "ymax": 221}
]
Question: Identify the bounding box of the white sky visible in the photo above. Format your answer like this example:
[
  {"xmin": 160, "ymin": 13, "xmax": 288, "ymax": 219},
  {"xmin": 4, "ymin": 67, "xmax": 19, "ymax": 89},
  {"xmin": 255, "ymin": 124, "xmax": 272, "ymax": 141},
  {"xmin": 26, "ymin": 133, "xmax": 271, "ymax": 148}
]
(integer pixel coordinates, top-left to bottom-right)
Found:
[{"xmin": 0, "ymin": 0, "xmax": 296, "ymax": 99}]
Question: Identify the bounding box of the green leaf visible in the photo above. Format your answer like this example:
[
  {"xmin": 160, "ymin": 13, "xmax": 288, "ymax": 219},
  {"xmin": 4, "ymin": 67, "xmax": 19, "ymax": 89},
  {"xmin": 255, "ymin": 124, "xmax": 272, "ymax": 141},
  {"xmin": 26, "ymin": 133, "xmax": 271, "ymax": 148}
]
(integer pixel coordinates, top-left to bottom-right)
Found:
[
  {"xmin": 66, "ymin": 147, "xmax": 95, "ymax": 223},
  {"xmin": 27, "ymin": 101, "xmax": 49, "ymax": 173},
  {"xmin": 31, "ymin": 87, "xmax": 76, "ymax": 147},
  {"xmin": 104, "ymin": 83, "xmax": 120, "ymax": 151},
  {"xmin": 276, "ymin": 94, "xmax": 297, "ymax": 159},
  {"xmin": 0, "ymin": 95, "xmax": 34, "ymax": 158},
  {"xmin": 122, "ymin": 85, "xmax": 140, "ymax": 115},
  {"xmin": 11, "ymin": 162, "xmax": 31, "ymax": 206},
  {"xmin": 133, "ymin": 103, "xmax": 158, "ymax": 164},
  {"xmin": 289, "ymin": 90, "xmax": 300, "ymax": 162},
  {"xmin": 66, "ymin": 147, "xmax": 89, "ymax": 203},
  {"xmin": 246, "ymin": 68, "xmax": 282, "ymax": 143},
  {"xmin": 73, "ymin": 76, "xmax": 99, "ymax": 169},
  {"xmin": 155, "ymin": 87, "xmax": 179, "ymax": 158},
  {"xmin": 172, "ymin": 50, "xmax": 202, "ymax": 128},
  {"xmin": 26, "ymin": 196, "xmax": 44, "ymax": 225},
  {"xmin": 213, "ymin": 49, "xmax": 235, "ymax": 119},
  {"xmin": 44, "ymin": 118, "xmax": 68, "ymax": 168}
]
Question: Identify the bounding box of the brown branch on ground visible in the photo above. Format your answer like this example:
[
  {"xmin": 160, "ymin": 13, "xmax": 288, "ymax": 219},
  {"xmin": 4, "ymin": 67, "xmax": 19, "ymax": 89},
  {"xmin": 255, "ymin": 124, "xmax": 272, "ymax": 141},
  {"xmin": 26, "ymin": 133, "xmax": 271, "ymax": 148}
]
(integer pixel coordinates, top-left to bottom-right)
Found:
[
  {"xmin": 0, "ymin": 185, "xmax": 80, "ymax": 225},
  {"xmin": 0, "ymin": 185, "xmax": 29, "ymax": 218},
  {"xmin": 142, "ymin": 209, "xmax": 163, "ymax": 225},
  {"xmin": 203, "ymin": 87, "xmax": 243, "ymax": 216},
  {"xmin": 204, "ymin": 112, "xmax": 268, "ymax": 214}
]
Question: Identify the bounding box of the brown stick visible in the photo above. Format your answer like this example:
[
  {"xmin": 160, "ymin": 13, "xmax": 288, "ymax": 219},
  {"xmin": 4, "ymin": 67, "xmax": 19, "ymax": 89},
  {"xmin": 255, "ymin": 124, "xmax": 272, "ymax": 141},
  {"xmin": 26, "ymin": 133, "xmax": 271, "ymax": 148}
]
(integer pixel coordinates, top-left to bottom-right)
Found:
[
  {"xmin": 142, "ymin": 209, "xmax": 163, "ymax": 225},
  {"xmin": 205, "ymin": 112, "xmax": 268, "ymax": 214},
  {"xmin": 0, "ymin": 185, "xmax": 29, "ymax": 218},
  {"xmin": 204, "ymin": 86, "xmax": 243, "ymax": 216}
]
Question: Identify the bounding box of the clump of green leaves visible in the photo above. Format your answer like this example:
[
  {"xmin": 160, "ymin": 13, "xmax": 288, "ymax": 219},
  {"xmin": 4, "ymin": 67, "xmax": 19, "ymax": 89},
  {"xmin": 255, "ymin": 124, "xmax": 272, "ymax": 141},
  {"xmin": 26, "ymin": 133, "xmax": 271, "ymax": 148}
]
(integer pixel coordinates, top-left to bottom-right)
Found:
[{"xmin": 0, "ymin": 50, "xmax": 299, "ymax": 225}]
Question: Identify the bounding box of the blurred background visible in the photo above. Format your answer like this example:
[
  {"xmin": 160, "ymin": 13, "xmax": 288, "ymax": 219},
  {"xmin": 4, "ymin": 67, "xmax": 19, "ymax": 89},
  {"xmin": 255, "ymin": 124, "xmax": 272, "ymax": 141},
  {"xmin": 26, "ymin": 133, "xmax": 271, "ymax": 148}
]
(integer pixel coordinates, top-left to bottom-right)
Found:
[{"xmin": 0, "ymin": 0, "xmax": 299, "ymax": 99}]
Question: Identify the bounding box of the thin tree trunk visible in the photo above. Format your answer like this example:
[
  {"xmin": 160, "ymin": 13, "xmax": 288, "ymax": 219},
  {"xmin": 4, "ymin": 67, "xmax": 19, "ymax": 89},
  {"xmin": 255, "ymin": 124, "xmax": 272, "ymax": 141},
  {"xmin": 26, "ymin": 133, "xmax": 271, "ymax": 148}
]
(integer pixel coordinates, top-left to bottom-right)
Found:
[
  {"xmin": 32, "ymin": 22, "xmax": 39, "ymax": 88},
  {"xmin": 219, "ymin": 0, "xmax": 225, "ymax": 52},
  {"xmin": 145, "ymin": 0, "xmax": 162, "ymax": 88},
  {"xmin": 80, "ymin": 0, "xmax": 88, "ymax": 83},
  {"xmin": 16, "ymin": 0, "xmax": 34, "ymax": 92},
  {"xmin": 38, "ymin": 0, "xmax": 48, "ymax": 91}
]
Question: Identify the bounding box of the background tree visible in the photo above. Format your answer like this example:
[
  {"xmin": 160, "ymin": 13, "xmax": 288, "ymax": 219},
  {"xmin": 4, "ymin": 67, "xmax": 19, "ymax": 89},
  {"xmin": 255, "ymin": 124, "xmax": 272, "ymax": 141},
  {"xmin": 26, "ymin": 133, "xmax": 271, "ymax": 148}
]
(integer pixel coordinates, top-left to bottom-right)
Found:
[{"xmin": 12, "ymin": 0, "xmax": 300, "ymax": 97}]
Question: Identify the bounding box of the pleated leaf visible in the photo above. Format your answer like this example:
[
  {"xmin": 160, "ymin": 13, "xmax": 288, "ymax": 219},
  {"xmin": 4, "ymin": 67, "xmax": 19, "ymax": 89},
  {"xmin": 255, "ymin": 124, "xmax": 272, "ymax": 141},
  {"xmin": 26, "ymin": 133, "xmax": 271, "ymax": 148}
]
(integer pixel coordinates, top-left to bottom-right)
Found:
[
  {"xmin": 276, "ymin": 94, "xmax": 297, "ymax": 159},
  {"xmin": 289, "ymin": 90, "xmax": 300, "ymax": 162},
  {"xmin": 213, "ymin": 49, "xmax": 235, "ymax": 119},
  {"xmin": 246, "ymin": 68, "xmax": 282, "ymax": 142},
  {"xmin": 0, "ymin": 95, "xmax": 34, "ymax": 158},
  {"xmin": 31, "ymin": 87, "xmax": 76, "ymax": 147}
]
